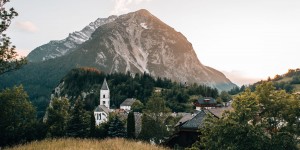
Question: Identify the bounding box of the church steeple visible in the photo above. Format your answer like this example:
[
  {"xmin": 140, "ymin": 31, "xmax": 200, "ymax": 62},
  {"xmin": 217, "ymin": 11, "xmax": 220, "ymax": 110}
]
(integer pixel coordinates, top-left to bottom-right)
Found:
[
  {"xmin": 101, "ymin": 78, "xmax": 109, "ymax": 91},
  {"xmin": 100, "ymin": 78, "xmax": 110, "ymax": 109}
]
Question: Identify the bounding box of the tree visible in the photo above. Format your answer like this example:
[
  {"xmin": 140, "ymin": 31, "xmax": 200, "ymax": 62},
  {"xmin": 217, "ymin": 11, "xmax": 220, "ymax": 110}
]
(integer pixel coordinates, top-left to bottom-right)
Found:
[
  {"xmin": 131, "ymin": 99, "xmax": 144, "ymax": 112},
  {"xmin": 143, "ymin": 93, "xmax": 171, "ymax": 122},
  {"xmin": 219, "ymin": 91, "xmax": 231, "ymax": 103},
  {"xmin": 191, "ymin": 82, "xmax": 299, "ymax": 150},
  {"xmin": 127, "ymin": 111, "xmax": 135, "ymax": 138},
  {"xmin": 89, "ymin": 111, "xmax": 96, "ymax": 137},
  {"xmin": 139, "ymin": 93, "xmax": 171, "ymax": 143},
  {"xmin": 108, "ymin": 115, "xmax": 126, "ymax": 138},
  {"xmin": 0, "ymin": 86, "xmax": 36, "ymax": 146},
  {"xmin": 66, "ymin": 97, "xmax": 90, "ymax": 138},
  {"xmin": 0, "ymin": 0, "xmax": 26, "ymax": 75},
  {"xmin": 46, "ymin": 97, "xmax": 70, "ymax": 137}
]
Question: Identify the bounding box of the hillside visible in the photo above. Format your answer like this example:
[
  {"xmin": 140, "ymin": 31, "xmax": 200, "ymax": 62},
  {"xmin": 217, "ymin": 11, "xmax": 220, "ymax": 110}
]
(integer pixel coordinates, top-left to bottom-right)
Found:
[
  {"xmin": 51, "ymin": 67, "xmax": 219, "ymax": 113},
  {"xmin": 6, "ymin": 138, "xmax": 169, "ymax": 150},
  {"xmin": 272, "ymin": 69, "xmax": 300, "ymax": 92},
  {"xmin": 229, "ymin": 68, "xmax": 300, "ymax": 94}
]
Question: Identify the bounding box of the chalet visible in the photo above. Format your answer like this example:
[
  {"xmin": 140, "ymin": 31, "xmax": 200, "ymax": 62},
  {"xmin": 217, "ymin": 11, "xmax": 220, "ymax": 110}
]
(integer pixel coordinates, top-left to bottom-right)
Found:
[
  {"xmin": 120, "ymin": 98, "xmax": 136, "ymax": 111},
  {"xmin": 164, "ymin": 110, "xmax": 211, "ymax": 148},
  {"xmin": 194, "ymin": 97, "xmax": 217, "ymax": 110},
  {"xmin": 165, "ymin": 107, "xmax": 233, "ymax": 149},
  {"xmin": 94, "ymin": 79, "xmax": 110, "ymax": 126}
]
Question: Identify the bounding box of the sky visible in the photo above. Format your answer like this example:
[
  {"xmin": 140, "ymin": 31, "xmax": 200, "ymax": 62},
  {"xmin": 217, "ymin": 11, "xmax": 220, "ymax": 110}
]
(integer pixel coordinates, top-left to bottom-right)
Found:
[{"xmin": 5, "ymin": 0, "xmax": 300, "ymax": 86}]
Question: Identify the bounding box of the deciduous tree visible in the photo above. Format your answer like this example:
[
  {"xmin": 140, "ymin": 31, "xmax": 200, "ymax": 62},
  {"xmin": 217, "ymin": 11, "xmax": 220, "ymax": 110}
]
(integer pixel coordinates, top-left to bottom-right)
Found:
[
  {"xmin": 0, "ymin": 0, "xmax": 26, "ymax": 75},
  {"xmin": 0, "ymin": 86, "xmax": 36, "ymax": 146}
]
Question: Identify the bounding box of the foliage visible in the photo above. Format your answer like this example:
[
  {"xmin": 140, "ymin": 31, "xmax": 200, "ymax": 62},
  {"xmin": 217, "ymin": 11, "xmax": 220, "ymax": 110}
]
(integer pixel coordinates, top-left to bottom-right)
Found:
[
  {"xmin": 6, "ymin": 138, "xmax": 170, "ymax": 150},
  {"xmin": 139, "ymin": 93, "xmax": 171, "ymax": 143},
  {"xmin": 131, "ymin": 99, "xmax": 144, "ymax": 112},
  {"xmin": 191, "ymin": 82, "xmax": 300, "ymax": 150},
  {"xmin": 0, "ymin": 0, "xmax": 26, "ymax": 75},
  {"xmin": 127, "ymin": 111, "xmax": 136, "ymax": 138},
  {"xmin": 89, "ymin": 111, "xmax": 96, "ymax": 137},
  {"xmin": 108, "ymin": 115, "xmax": 126, "ymax": 138},
  {"xmin": 219, "ymin": 91, "xmax": 232, "ymax": 102},
  {"xmin": 66, "ymin": 97, "xmax": 90, "ymax": 137},
  {"xmin": 0, "ymin": 67, "xmax": 219, "ymax": 116},
  {"xmin": 36, "ymin": 68, "xmax": 218, "ymax": 116},
  {"xmin": 0, "ymin": 86, "xmax": 36, "ymax": 146},
  {"xmin": 46, "ymin": 97, "xmax": 70, "ymax": 137}
]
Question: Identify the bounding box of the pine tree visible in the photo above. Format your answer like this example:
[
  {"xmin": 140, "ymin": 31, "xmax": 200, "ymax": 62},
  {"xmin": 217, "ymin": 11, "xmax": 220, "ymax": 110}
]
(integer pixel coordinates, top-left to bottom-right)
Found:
[
  {"xmin": 66, "ymin": 97, "xmax": 90, "ymax": 138},
  {"xmin": 89, "ymin": 111, "xmax": 96, "ymax": 137},
  {"xmin": 108, "ymin": 116, "xmax": 126, "ymax": 138},
  {"xmin": 46, "ymin": 97, "xmax": 70, "ymax": 138},
  {"xmin": 127, "ymin": 112, "xmax": 135, "ymax": 138}
]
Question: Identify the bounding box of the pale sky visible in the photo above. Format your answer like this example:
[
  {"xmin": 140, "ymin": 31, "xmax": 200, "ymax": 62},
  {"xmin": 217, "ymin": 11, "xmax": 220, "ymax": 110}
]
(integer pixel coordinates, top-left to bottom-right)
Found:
[{"xmin": 5, "ymin": 0, "xmax": 300, "ymax": 86}]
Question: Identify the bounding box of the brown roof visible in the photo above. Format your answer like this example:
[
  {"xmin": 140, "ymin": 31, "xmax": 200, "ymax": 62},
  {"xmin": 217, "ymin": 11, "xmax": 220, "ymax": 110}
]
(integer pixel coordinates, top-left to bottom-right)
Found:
[{"xmin": 207, "ymin": 106, "xmax": 233, "ymax": 118}]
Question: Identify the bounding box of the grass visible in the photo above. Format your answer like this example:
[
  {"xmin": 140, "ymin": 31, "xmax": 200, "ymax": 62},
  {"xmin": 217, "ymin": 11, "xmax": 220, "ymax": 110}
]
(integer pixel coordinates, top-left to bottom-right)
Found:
[
  {"xmin": 293, "ymin": 84, "xmax": 300, "ymax": 92},
  {"xmin": 6, "ymin": 138, "xmax": 169, "ymax": 150},
  {"xmin": 275, "ymin": 77, "xmax": 293, "ymax": 83}
]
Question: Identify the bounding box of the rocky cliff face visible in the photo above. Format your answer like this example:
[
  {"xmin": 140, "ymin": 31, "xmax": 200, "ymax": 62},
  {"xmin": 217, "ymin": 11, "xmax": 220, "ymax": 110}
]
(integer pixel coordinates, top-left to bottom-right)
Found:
[
  {"xmin": 26, "ymin": 9, "xmax": 235, "ymax": 91},
  {"xmin": 62, "ymin": 9, "xmax": 235, "ymax": 90},
  {"xmin": 27, "ymin": 16, "xmax": 117, "ymax": 62}
]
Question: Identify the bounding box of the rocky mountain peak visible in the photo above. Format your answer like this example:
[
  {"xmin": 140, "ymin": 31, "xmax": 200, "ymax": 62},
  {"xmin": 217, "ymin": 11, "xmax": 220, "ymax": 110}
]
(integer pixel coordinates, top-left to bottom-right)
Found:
[
  {"xmin": 27, "ymin": 15, "xmax": 117, "ymax": 62},
  {"xmin": 24, "ymin": 9, "xmax": 236, "ymax": 91}
]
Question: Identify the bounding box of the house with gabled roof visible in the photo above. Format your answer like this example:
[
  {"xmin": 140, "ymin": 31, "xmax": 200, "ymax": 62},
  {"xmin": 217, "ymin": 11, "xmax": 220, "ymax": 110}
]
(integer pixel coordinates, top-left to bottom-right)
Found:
[
  {"xmin": 120, "ymin": 98, "xmax": 136, "ymax": 111},
  {"xmin": 164, "ymin": 110, "xmax": 211, "ymax": 148},
  {"xmin": 194, "ymin": 97, "xmax": 217, "ymax": 110}
]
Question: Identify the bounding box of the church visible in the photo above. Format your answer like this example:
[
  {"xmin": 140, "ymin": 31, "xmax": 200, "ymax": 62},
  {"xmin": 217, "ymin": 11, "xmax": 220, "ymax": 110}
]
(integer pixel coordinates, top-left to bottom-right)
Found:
[{"xmin": 94, "ymin": 78, "xmax": 110, "ymax": 126}]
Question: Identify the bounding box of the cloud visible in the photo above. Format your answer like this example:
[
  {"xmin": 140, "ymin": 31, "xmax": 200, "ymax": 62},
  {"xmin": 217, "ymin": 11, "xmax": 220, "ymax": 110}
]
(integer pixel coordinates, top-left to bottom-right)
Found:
[
  {"xmin": 110, "ymin": 0, "xmax": 152, "ymax": 15},
  {"xmin": 15, "ymin": 21, "xmax": 38, "ymax": 33}
]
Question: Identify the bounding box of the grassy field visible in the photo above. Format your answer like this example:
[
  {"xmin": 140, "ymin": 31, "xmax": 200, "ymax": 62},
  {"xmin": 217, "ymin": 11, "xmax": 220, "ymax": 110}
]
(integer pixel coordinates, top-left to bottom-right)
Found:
[
  {"xmin": 293, "ymin": 84, "xmax": 300, "ymax": 92},
  {"xmin": 6, "ymin": 138, "xmax": 169, "ymax": 150}
]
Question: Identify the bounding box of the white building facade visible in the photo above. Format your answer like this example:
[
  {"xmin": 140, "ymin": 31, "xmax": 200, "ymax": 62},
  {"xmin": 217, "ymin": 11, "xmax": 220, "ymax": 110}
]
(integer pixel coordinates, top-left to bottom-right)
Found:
[{"xmin": 94, "ymin": 78, "xmax": 110, "ymax": 126}]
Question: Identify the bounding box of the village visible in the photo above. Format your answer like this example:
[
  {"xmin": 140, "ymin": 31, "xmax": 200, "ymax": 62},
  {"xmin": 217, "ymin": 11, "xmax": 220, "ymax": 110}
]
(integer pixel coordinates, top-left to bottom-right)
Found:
[{"xmin": 94, "ymin": 79, "xmax": 232, "ymax": 148}]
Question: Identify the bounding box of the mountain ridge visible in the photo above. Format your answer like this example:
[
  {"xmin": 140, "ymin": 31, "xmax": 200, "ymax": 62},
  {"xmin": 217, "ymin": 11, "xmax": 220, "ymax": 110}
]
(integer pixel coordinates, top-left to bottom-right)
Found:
[{"xmin": 1, "ymin": 9, "xmax": 236, "ymax": 95}]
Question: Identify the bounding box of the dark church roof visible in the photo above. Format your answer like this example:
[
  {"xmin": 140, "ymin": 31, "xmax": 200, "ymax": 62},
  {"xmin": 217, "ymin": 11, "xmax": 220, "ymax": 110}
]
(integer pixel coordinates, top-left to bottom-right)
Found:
[
  {"xmin": 120, "ymin": 98, "xmax": 136, "ymax": 106},
  {"xmin": 94, "ymin": 105, "xmax": 109, "ymax": 114},
  {"xmin": 101, "ymin": 78, "xmax": 109, "ymax": 90}
]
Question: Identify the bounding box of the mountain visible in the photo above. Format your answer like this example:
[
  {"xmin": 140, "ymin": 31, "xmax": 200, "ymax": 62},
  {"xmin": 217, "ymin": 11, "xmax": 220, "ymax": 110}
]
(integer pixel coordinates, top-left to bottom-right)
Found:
[
  {"xmin": 27, "ymin": 16, "xmax": 117, "ymax": 62},
  {"xmin": 0, "ymin": 9, "xmax": 236, "ymax": 110},
  {"xmin": 26, "ymin": 9, "xmax": 235, "ymax": 91}
]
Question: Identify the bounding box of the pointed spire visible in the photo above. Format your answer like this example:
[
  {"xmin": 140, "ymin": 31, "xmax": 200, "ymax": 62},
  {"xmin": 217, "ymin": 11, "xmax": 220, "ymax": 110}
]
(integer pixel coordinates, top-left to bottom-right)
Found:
[{"xmin": 101, "ymin": 78, "xmax": 109, "ymax": 90}]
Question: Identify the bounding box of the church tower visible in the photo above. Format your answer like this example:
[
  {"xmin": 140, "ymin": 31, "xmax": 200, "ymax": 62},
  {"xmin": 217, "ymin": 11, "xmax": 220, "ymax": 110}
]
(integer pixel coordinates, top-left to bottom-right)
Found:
[{"xmin": 100, "ymin": 78, "xmax": 110, "ymax": 109}]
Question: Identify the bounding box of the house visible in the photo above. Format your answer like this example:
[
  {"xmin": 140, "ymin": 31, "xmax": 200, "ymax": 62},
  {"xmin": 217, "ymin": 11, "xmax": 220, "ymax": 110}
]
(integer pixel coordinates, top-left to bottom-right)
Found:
[
  {"xmin": 94, "ymin": 78, "xmax": 110, "ymax": 126},
  {"xmin": 120, "ymin": 98, "xmax": 136, "ymax": 111},
  {"xmin": 165, "ymin": 107, "xmax": 232, "ymax": 148},
  {"xmin": 164, "ymin": 110, "xmax": 211, "ymax": 148},
  {"xmin": 194, "ymin": 97, "xmax": 217, "ymax": 110}
]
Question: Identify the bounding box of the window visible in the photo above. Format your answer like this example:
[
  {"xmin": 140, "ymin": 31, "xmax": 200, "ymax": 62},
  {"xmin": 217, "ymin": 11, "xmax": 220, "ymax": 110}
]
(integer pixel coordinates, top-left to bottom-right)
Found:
[
  {"xmin": 103, "ymin": 101, "xmax": 106, "ymax": 105},
  {"xmin": 103, "ymin": 94, "xmax": 105, "ymax": 98}
]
